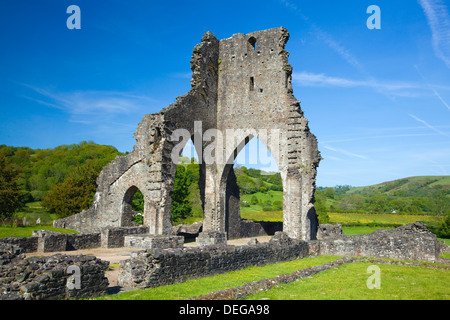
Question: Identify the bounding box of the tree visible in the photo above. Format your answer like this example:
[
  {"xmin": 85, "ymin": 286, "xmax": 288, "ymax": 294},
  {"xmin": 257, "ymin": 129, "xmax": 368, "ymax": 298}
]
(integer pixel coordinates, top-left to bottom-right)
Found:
[
  {"xmin": 41, "ymin": 160, "xmax": 101, "ymax": 218},
  {"xmin": 171, "ymin": 166, "xmax": 192, "ymax": 223},
  {"xmin": 338, "ymin": 194, "xmax": 365, "ymax": 212},
  {"xmin": 314, "ymin": 191, "xmax": 330, "ymax": 224},
  {"xmin": 0, "ymin": 154, "xmax": 24, "ymax": 224},
  {"xmin": 272, "ymin": 200, "xmax": 283, "ymax": 211},
  {"xmin": 367, "ymin": 195, "xmax": 389, "ymax": 213},
  {"xmin": 132, "ymin": 190, "xmax": 144, "ymax": 213},
  {"xmin": 236, "ymin": 175, "xmax": 258, "ymax": 194},
  {"xmin": 430, "ymin": 190, "xmax": 450, "ymax": 216},
  {"xmin": 437, "ymin": 214, "xmax": 450, "ymax": 238},
  {"xmin": 324, "ymin": 187, "xmax": 335, "ymax": 199},
  {"xmin": 250, "ymin": 195, "xmax": 259, "ymax": 205}
]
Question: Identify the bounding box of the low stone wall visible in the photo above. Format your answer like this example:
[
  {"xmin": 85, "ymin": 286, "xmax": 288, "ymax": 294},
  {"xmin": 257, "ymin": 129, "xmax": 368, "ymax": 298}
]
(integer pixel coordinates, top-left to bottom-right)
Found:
[
  {"xmin": 237, "ymin": 220, "xmax": 283, "ymax": 239},
  {"xmin": 118, "ymin": 232, "xmax": 309, "ymax": 289},
  {"xmin": 100, "ymin": 226, "xmax": 149, "ymax": 248},
  {"xmin": 0, "ymin": 243, "xmax": 109, "ymax": 300},
  {"xmin": 0, "ymin": 231, "xmax": 101, "ymax": 253},
  {"xmin": 171, "ymin": 220, "xmax": 282, "ymax": 240},
  {"xmin": 0, "ymin": 237, "xmax": 38, "ymax": 253},
  {"xmin": 314, "ymin": 222, "xmax": 445, "ymax": 262},
  {"xmin": 124, "ymin": 234, "xmax": 184, "ymax": 249},
  {"xmin": 33, "ymin": 230, "xmax": 101, "ymax": 252}
]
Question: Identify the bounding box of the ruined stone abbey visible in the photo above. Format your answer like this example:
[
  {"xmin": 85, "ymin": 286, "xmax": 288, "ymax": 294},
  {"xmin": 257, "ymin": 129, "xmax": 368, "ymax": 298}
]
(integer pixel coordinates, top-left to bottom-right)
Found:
[
  {"xmin": 53, "ymin": 27, "xmax": 321, "ymax": 242},
  {"xmin": 1, "ymin": 28, "xmax": 446, "ymax": 300}
]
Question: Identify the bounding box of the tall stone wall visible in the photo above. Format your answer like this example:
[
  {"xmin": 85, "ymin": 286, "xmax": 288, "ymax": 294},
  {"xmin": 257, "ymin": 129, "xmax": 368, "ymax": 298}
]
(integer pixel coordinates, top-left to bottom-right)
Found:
[{"xmin": 54, "ymin": 27, "xmax": 321, "ymax": 242}]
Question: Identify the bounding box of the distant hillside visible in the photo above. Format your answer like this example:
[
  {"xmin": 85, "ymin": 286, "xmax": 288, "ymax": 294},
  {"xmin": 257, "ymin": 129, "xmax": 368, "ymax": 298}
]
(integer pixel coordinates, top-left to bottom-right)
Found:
[
  {"xmin": 314, "ymin": 176, "xmax": 450, "ymax": 217},
  {"xmin": 346, "ymin": 176, "xmax": 450, "ymax": 198},
  {"xmin": 0, "ymin": 141, "xmax": 124, "ymax": 202}
]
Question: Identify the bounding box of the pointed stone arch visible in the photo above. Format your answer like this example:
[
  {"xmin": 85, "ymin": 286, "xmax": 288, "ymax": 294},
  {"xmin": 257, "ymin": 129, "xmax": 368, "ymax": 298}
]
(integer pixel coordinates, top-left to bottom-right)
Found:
[{"xmin": 54, "ymin": 27, "xmax": 321, "ymax": 242}]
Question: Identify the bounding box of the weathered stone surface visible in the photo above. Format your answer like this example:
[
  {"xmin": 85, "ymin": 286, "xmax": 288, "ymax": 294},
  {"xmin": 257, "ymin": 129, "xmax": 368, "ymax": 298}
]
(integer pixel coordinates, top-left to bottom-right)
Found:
[
  {"xmin": 54, "ymin": 27, "xmax": 321, "ymax": 241},
  {"xmin": 0, "ymin": 243, "xmax": 109, "ymax": 300},
  {"xmin": 0, "ymin": 230, "xmax": 101, "ymax": 254},
  {"xmin": 100, "ymin": 226, "xmax": 149, "ymax": 248},
  {"xmin": 316, "ymin": 223, "xmax": 343, "ymax": 240},
  {"xmin": 314, "ymin": 222, "xmax": 445, "ymax": 262},
  {"xmin": 124, "ymin": 234, "xmax": 184, "ymax": 249},
  {"xmin": 171, "ymin": 221, "xmax": 203, "ymax": 238},
  {"xmin": 118, "ymin": 232, "xmax": 309, "ymax": 289},
  {"xmin": 196, "ymin": 231, "xmax": 227, "ymax": 247}
]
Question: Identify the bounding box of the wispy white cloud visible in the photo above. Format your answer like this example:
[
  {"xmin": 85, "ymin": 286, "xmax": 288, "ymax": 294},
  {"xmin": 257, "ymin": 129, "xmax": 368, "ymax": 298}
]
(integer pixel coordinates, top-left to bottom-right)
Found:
[
  {"xmin": 323, "ymin": 145, "xmax": 369, "ymax": 160},
  {"xmin": 19, "ymin": 83, "xmax": 156, "ymax": 124},
  {"xmin": 279, "ymin": 0, "xmax": 366, "ymax": 72},
  {"xmin": 293, "ymin": 72, "xmax": 423, "ymax": 92},
  {"xmin": 414, "ymin": 64, "xmax": 450, "ymax": 112},
  {"xmin": 293, "ymin": 71, "xmax": 450, "ymax": 101},
  {"xmin": 418, "ymin": 0, "xmax": 450, "ymax": 68},
  {"xmin": 171, "ymin": 72, "xmax": 192, "ymax": 79},
  {"xmin": 408, "ymin": 113, "xmax": 450, "ymax": 137}
]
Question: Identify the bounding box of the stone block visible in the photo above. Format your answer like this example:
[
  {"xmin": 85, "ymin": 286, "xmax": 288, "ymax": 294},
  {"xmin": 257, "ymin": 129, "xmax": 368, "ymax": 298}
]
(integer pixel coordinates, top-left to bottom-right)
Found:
[
  {"xmin": 196, "ymin": 231, "xmax": 227, "ymax": 247},
  {"xmin": 124, "ymin": 234, "xmax": 184, "ymax": 249}
]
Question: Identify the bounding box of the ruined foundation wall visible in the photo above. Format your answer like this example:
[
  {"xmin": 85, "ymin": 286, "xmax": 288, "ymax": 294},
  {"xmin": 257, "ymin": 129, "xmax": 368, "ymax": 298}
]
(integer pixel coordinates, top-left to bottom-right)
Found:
[
  {"xmin": 118, "ymin": 232, "xmax": 309, "ymax": 289},
  {"xmin": 313, "ymin": 222, "xmax": 445, "ymax": 262},
  {"xmin": 0, "ymin": 243, "xmax": 109, "ymax": 300}
]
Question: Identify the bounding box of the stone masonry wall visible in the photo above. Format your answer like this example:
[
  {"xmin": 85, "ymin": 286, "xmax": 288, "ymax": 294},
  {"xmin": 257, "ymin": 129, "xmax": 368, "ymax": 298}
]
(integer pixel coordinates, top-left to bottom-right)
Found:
[
  {"xmin": 53, "ymin": 27, "xmax": 321, "ymax": 242},
  {"xmin": 0, "ymin": 243, "xmax": 109, "ymax": 300},
  {"xmin": 313, "ymin": 222, "xmax": 445, "ymax": 262},
  {"xmin": 118, "ymin": 232, "xmax": 309, "ymax": 289}
]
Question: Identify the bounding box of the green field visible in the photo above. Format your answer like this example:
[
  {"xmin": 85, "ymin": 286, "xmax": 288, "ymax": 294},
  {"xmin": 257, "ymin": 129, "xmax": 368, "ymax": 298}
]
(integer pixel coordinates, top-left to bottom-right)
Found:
[
  {"xmin": 98, "ymin": 255, "xmax": 340, "ymax": 300},
  {"xmin": 240, "ymin": 209, "xmax": 442, "ymax": 226},
  {"xmin": 328, "ymin": 212, "xmax": 442, "ymax": 226},
  {"xmin": 98, "ymin": 256, "xmax": 450, "ymax": 300},
  {"xmin": 246, "ymin": 260, "xmax": 450, "ymax": 300}
]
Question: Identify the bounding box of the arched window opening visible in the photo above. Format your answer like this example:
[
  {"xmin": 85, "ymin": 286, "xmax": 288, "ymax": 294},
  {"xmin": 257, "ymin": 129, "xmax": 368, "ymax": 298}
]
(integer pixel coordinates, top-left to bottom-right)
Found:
[
  {"xmin": 131, "ymin": 189, "xmax": 144, "ymax": 225},
  {"xmin": 220, "ymin": 136, "xmax": 283, "ymax": 239},
  {"xmin": 248, "ymin": 37, "xmax": 257, "ymax": 50},
  {"xmin": 122, "ymin": 186, "xmax": 145, "ymax": 227},
  {"xmin": 171, "ymin": 138, "xmax": 202, "ymax": 226},
  {"xmin": 234, "ymin": 137, "xmax": 282, "ymax": 217}
]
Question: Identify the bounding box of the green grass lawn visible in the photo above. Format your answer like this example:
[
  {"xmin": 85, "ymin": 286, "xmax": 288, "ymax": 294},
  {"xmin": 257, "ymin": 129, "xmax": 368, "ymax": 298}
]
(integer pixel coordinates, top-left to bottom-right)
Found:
[
  {"xmin": 98, "ymin": 255, "xmax": 341, "ymax": 300},
  {"xmin": 0, "ymin": 225, "xmax": 79, "ymax": 238},
  {"xmin": 246, "ymin": 260, "xmax": 450, "ymax": 300},
  {"xmin": 99, "ymin": 256, "xmax": 450, "ymax": 300},
  {"xmin": 328, "ymin": 212, "xmax": 442, "ymax": 226}
]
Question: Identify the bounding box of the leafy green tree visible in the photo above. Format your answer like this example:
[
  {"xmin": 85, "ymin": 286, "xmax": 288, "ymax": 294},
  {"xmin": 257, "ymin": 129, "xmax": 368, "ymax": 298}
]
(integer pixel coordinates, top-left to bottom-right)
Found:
[
  {"xmin": 250, "ymin": 195, "xmax": 259, "ymax": 205},
  {"xmin": 262, "ymin": 200, "xmax": 273, "ymax": 211},
  {"xmin": 41, "ymin": 160, "xmax": 102, "ymax": 218},
  {"xmin": 132, "ymin": 189, "xmax": 144, "ymax": 213},
  {"xmin": 338, "ymin": 194, "xmax": 365, "ymax": 212},
  {"xmin": 437, "ymin": 214, "xmax": 450, "ymax": 238},
  {"xmin": 324, "ymin": 187, "xmax": 335, "ymax": 199},
  {"xmin": 272, "ymin": 200, "xmax": 283, "ymax": 211},
  {"xmin": 171, "ymin": 166, "xmax": 192, "ymax": 223},
  {"xmin": 367, "ymin": 195, "xmax": 389, "ymax": 213},
  {"xmin": 0, "ymin": 154, "xmax": 24, "ymax": 224},
  {"xmin": 430, "ymin": 190, "xmax": 450, "ymax": 216},
  {"xmin": 236, "ymin": 175, "xmax": 258, "ymax": 194},
  {"xmin": 314, "ymin": 190, "xmax": 330, "ymax": 224},
  {"xmin": 1, "ymin": 141, "xmax": 122, "ymax": 202}
]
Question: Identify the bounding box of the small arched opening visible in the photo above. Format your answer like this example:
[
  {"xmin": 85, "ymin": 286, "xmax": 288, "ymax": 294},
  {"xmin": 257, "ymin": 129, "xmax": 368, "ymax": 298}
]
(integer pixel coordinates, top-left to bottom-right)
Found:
[
  {"xmin": 248, "ymin": 36, "xmax": 257, "ymax": 50},
  {"xmin": 121, "ymin": 185, "xmax": 145, "ymax": 227}
]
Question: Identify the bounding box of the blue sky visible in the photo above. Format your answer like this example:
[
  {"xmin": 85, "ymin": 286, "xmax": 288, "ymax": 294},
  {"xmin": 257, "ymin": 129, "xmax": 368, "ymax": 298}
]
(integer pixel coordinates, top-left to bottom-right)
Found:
[{"xmin": 1, "ymin": 0, "xmax": 449, "ymax": 187}]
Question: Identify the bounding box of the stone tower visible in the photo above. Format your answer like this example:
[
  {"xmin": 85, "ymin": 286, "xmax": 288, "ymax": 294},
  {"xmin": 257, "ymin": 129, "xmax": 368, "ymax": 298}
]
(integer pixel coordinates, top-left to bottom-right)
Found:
[{"xmin": 54, "ymin": 27, "xmax": 322, "ymax": 241}]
